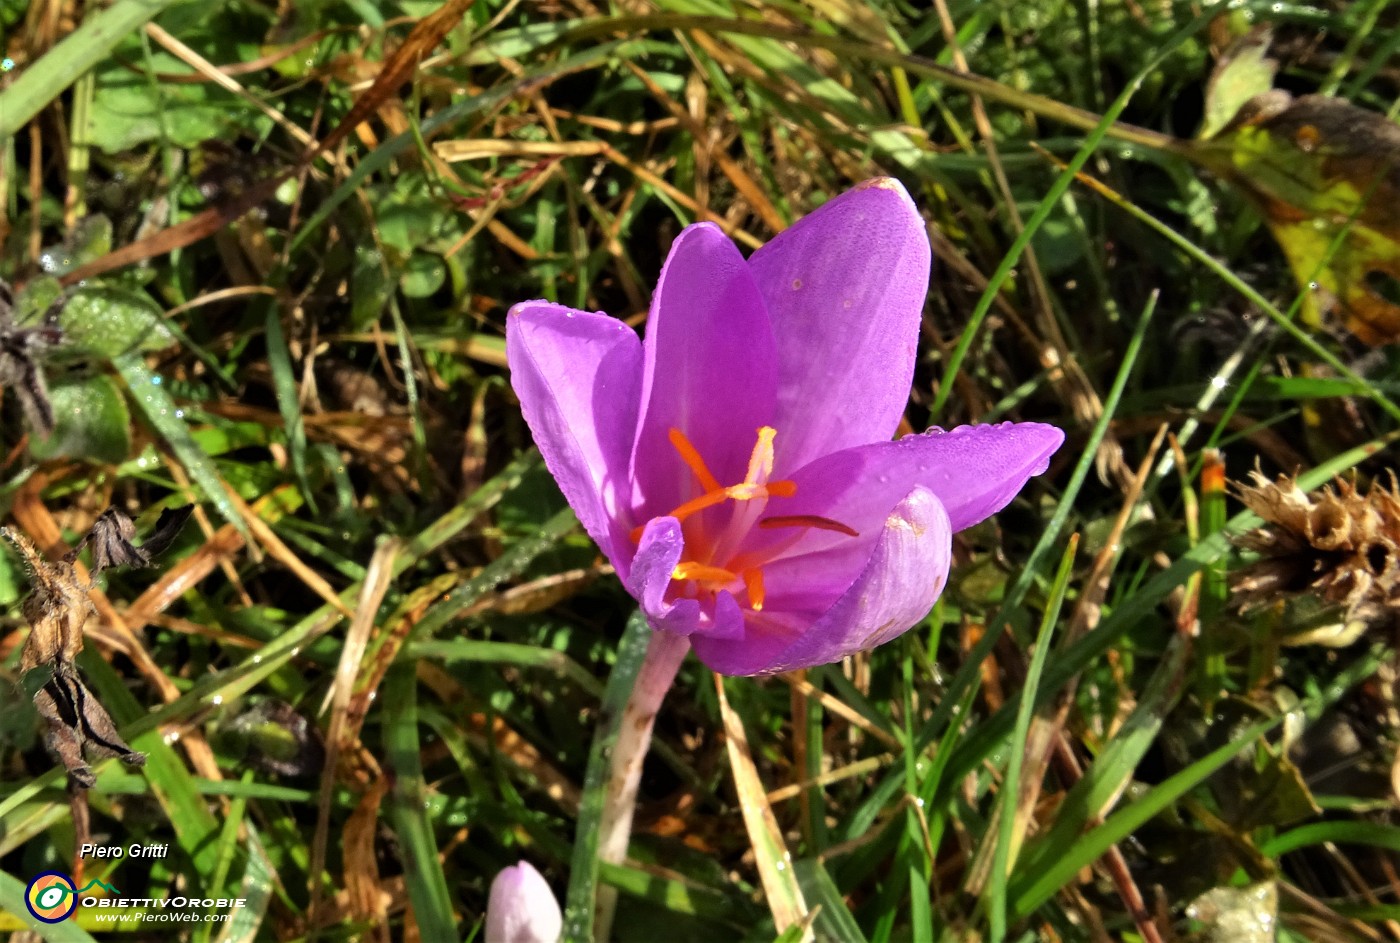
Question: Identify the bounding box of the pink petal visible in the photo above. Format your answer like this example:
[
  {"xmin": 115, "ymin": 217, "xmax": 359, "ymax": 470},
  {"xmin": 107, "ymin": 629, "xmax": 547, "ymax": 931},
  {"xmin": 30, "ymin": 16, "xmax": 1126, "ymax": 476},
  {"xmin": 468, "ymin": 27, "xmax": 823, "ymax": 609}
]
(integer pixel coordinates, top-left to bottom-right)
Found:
[
  {"xmin": 627, "ymin": 517, "xmax": 745, "ymax": 641},
  {"xmin": 507, "ymin": 303, "xmax": 641, "ymax": 566},
  {"xmin": 485, "ymin": 861, "xmax": 562, "ymax": 943},
  {"xmin": 748, "ymin": 178, "xmax": 932, "ymax": 475},
  {"xmin": 693, "ymin": 487, "xmax": 951, "ymax": 675},
  {"xmin": 630, "ymin": 224, "xmax": 779, "ymax": 519},
  {"xmin": 772, "ymin": 422, "xmax": 1063, "ymax": 564}
]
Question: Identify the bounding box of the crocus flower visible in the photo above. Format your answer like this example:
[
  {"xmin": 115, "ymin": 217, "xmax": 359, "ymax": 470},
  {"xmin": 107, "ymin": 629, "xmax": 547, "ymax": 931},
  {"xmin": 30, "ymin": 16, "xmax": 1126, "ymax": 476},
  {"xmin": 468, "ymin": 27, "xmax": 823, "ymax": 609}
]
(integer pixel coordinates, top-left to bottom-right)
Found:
[
  {"xmin": 485, "ymin": 861, "xmax": 562, "ymax": 943},
  {"xmin": 507, "ymin": 178, "xmax": 1063, "ymax": 675}
]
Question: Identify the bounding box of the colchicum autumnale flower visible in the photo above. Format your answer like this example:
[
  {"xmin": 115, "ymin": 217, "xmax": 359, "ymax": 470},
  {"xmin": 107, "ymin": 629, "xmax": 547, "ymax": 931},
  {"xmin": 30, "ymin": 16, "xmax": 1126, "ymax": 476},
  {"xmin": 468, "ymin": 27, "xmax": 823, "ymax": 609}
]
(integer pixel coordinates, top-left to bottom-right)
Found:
[{"xmin": 507, "ymin": 179, "xmax": 1063, "ymax": 675}]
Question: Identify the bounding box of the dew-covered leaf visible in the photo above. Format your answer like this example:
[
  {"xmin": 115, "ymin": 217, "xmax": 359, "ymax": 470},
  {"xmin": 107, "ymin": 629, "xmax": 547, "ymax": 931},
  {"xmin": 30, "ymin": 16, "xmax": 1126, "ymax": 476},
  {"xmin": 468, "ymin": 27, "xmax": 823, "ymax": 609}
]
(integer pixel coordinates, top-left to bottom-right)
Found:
[
  {"xmin": 58, "ymin": 286, "xmax": 176, "ymax": 356},
  {"xmin": 27, "ymin": 374, "xmax": 131, "ymax": 464}
]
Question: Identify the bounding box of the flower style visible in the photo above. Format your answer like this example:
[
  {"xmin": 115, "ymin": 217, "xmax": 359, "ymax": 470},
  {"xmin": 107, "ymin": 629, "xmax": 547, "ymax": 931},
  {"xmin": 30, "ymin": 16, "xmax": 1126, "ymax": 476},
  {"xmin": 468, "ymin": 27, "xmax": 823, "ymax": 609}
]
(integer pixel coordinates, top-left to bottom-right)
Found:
[
  {"xmin": 485, "ymin": 861, "xmax": 563, "ymax": 943},
  {"xmin": 507, "ymin": 179, "xmax": 1064, "ymax": 676}
]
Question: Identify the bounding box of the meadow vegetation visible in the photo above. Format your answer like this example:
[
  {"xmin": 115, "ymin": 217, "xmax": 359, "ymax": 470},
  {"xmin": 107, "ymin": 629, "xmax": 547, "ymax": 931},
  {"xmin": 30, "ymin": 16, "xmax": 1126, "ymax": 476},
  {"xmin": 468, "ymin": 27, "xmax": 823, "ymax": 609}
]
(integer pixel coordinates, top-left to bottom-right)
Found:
[{"xmin": 0, "ymin": 0, "xmax": 1398, "ymax": 940}]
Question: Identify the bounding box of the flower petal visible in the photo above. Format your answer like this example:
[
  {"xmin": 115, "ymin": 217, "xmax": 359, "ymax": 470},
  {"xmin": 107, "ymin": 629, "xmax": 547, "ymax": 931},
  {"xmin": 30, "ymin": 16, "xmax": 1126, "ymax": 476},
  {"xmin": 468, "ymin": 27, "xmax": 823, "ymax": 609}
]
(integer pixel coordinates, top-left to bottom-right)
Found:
[
  {"xmin": 627, "ymin": 517, "xmax": 745, "ymax": 641},
  {"xmin": 694, "ymin": 487, "xmax": 951, "ymax": 675},
  {"xmin": 777, "ymin": 422, "xmax": 1063, "ymax": 552},
  {"xmin": 748, "ymin": 178, "xmax": 932, "ymax": 474},
  {"xmin": 507, "ymin": 302, "xmax": 641, "ymax": 565},
  {"xmin": 631, "ymin": 223, "xmax": 779, "ymax": 517}
]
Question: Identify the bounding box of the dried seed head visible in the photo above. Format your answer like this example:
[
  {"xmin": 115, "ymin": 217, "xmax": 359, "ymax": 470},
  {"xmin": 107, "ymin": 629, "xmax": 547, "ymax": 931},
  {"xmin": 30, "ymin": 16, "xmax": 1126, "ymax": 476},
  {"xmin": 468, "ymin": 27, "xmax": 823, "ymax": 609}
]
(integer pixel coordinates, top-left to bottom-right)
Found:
[
  {"xmin": 1, "ymin": 527, "xmax": 93, "ymax": 671},
  {"xmin": 2, "ymin": 506, "xmax": 187, "ymax": 788},
  {"xmin": 1231, "ymin": 469, "xmax": 1400, "ymax": 636}
]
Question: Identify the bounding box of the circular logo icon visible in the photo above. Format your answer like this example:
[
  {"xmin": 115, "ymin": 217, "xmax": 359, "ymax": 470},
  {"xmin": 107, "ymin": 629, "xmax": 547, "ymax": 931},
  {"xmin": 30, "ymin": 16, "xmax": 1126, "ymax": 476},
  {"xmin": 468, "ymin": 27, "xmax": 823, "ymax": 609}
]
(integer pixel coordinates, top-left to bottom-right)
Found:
[{"xmin": 25, "ymin": 871, "xmax": 77, "ymax": 923}]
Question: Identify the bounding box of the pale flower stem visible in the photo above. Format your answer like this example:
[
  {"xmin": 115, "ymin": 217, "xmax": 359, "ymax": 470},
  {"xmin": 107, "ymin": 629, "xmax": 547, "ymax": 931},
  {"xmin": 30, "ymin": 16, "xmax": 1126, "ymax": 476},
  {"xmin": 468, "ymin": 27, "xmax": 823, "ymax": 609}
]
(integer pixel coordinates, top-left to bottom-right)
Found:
[{"xmin": 593, "ymin": 628, "xmax": 690, "ymax": 941}]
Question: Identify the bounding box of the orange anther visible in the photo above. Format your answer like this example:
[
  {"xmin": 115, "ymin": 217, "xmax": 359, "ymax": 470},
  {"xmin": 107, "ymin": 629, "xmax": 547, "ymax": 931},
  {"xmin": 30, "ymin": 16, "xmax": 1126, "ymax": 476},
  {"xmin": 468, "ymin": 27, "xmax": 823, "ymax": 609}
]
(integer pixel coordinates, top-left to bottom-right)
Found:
[
  {"xmin": 742, "ymin": 567, "xmax": 766, "ymax": 611},
  {"xmin": 673, "ymin": 562, "xmax": 738, "ymax": 584}
]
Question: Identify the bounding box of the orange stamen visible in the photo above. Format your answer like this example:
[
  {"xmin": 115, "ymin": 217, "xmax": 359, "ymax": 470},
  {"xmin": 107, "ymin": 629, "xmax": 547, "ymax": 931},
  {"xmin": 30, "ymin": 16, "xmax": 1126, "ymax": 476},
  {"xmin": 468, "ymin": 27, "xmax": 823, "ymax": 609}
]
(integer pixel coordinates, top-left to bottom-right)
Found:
[
  {"xmin": 759, "ymin": 514, "xmax": 860, "ymax": 537},
  {"xmin": 673, "ymin": 562, "xmax": 738, "ymax": 583},
  {"xmin": 668, "ymin": 428, "xmax": 722, "ymax": 493},
  {"xmin": 637, "ymin": 426, "xmax": 844, "ymax": 613},
  {"xmin": 742, "ymin": 567, "xmax": 765, "ymax": 611},
  {"xmin": 630, "ymin": 426, "xmax": 799, "ymax": 543}
]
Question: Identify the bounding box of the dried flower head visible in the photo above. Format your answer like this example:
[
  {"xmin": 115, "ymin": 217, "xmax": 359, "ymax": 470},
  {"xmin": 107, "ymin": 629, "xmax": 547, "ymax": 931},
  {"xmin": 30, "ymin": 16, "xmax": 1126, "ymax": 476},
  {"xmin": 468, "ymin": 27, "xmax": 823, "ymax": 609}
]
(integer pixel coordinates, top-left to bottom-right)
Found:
[
  {"xmin": 4, "ymin": 505, "xmax": 192, "ymax": 787},
  {"xmin": 1231, "ymin": 469, "xmax": 1400, "ymax": 639}
]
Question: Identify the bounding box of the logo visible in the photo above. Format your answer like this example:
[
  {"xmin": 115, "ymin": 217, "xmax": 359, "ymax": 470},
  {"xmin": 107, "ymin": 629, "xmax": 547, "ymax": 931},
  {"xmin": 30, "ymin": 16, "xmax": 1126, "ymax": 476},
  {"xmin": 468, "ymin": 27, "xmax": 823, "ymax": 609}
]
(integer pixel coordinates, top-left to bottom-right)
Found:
[{"xmin": 24, "ymin": 872, "xmax": 119, "ymax": 923}]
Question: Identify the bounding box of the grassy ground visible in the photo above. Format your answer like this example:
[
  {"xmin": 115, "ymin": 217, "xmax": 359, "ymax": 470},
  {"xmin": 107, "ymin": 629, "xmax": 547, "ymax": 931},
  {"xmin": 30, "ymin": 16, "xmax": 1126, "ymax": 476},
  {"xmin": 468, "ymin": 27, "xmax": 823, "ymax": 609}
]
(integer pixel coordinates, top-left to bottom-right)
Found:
[{"xmin": 1, "ymin": 0, "xmax": 1398, "ymax": 940}]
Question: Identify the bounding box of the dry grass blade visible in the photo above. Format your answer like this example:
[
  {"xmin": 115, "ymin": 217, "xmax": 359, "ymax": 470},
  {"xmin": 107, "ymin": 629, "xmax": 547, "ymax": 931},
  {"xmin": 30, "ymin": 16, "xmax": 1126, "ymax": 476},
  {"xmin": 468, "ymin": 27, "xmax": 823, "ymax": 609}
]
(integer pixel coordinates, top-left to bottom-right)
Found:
[
  {"xmin": 622, "ymin": 61, "xmax": 787, "ymax": 233},
  {"xmin": 714, "ymin": 674, "xmax": 812, "ymax": 941},
  {"xmin": 434, "ymin": 139, "xmax": 608, "ymax": 161},
  {"xmin": 144, "ymin": 22, "xmax": 319, "ymax": 153},
  {"xmin": 310, "ymin": 539, "xmax": 399, "ymax": 923},
  {"xmin": 313, "ymin": 0, "xmax": 475, "ymax": 160},
  {"xmin": 344, "ymin": 777, "xmax": 393, "ymax": 936},
  {"xmin": 767, "ymin": 753, "xmax": 895, "ymax": 804},
  {"xmin": 220, "ymin": 482, "xmax": 356, "ymax": 621},
  {"xmin": 783, "ymin": 673, "xmax": 899, "ymax": 748},
  {"xmin": 62, "ymin": 0, "xmax": 476, "ymax": 285}
]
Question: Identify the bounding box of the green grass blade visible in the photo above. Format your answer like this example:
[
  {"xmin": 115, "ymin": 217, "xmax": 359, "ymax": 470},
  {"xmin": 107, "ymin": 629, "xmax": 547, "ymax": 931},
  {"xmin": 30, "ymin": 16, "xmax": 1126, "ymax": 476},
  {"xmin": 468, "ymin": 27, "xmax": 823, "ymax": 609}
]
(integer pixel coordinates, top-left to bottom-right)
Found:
[
  {"xmin": 1008, "ymin": 715, "xmax": 1281, "ymax": 919},
  {"xmin": 0, "ymin": 0, "xmax": 186, "ymax": 139},
  {"xmin": 383, "ymin": 662, "xmax": 458, "ymax": 939},
  {"xmin": 793, "ymin": 857, "xmax": 869, "ymax": 943},
  {"xmin": 113, "ymin": 351, "xmax": 247, "ymax": 538},
  {"xmin": 1258, "ymin": 820, "xmax": 1400, "ymax": 858},
  {"xmin": 1015, "ymin": 637, "xmax": 1191, "ymax": 880},
  {"xmin": 562, "ymin": 610, "xmax": 655, "ymax": 943},
  {"xmin": 987, "ymin": 533, "xmax": 1078, "ymax": 941}
]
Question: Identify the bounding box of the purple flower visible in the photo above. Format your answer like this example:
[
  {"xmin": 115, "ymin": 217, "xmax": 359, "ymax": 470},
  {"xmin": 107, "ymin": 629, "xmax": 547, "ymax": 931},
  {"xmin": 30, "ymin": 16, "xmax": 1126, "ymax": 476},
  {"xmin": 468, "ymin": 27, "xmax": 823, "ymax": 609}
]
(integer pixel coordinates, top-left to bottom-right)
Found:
[
  {"xmin": 507, "ymin": 179, "xmax": 1064, "ymax": 676},
  {"xmin": 485, "ymin": 861, "xmax": 562, "ymax": 943}
]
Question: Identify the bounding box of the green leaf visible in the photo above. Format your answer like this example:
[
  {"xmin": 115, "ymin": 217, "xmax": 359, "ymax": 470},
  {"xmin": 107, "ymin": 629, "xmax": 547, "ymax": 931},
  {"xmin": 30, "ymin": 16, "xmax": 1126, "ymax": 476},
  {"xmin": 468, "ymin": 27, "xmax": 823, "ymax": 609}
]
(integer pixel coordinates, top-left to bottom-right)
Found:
[
  {"xmin": 1199, "ymin": 30, "xmax": 1277, "ymax": 140},
  {"xmin": 58, "ymin": 285, "xmax": 175, "ymax": 356},
  {"xmin": 1185, "ymin": 882, "xmax": 1278, "ymax": 943},
  {"xmin": 27, "ymin": 374, "xmax": 132, "ymax": 463},
  {"xmin": 400, "ymin": 251, "xmax": 447, "ymax": 298}
]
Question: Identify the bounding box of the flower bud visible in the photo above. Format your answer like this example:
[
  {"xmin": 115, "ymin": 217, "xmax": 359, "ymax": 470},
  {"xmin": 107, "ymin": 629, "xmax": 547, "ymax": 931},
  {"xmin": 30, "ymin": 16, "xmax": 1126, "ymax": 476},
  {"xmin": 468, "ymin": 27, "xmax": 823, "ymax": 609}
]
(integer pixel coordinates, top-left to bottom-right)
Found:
[{"xmin": 486, "ymin": 861, "xmax": 562, "ymax": 943}]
